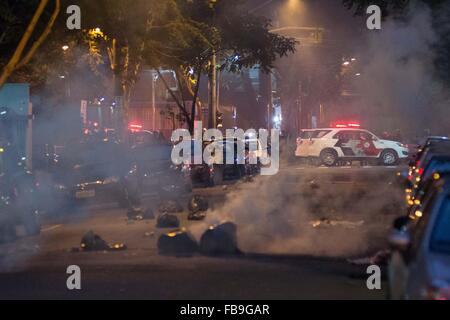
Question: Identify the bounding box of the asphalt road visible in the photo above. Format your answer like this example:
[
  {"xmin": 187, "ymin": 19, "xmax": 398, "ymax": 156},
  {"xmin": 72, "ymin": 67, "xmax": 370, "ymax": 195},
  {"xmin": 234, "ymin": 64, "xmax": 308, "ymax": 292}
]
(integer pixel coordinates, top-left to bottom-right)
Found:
[{"xmin": 0, "ymin": 164, "xmax": 405, "ymax": 300}]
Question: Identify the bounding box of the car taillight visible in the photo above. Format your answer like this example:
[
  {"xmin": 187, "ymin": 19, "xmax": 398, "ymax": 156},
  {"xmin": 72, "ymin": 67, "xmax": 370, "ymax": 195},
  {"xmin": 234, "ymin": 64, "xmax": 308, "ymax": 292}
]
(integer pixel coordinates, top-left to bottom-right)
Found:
[{"xmin": 424, "ymin": 284, "xmax": 450, "ymax": 300}]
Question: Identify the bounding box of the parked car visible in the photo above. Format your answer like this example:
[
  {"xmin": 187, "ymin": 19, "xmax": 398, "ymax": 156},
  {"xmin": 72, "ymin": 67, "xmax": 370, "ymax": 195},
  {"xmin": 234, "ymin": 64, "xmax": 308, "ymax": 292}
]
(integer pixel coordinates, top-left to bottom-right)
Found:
[
  {"xmin": 295, "ymin": 127, "xmax": 409, "ymax": 166},
  {"xmin": 179, "ymin": 138, "xmax": 261, "ymax": 187},
  {"xmin": 389, "ymin": 172, "xmax": 450, "ymax": 300},
  {"xmin": 0, "ymin": 142, "xmax": 40, "ymax": 242},
  {"xmin": 406, "ymin": 140, "xmax": 450, "ymax": 190},
  {"xmin": 410, "ymin": 136, "xmax": 450, "ymax": 167}
]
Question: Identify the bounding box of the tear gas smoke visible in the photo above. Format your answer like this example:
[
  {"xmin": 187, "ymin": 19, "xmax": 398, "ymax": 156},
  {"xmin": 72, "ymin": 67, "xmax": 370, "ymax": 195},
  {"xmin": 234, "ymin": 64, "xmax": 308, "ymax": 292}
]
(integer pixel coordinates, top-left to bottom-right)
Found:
[{"xmin": 189, "ymin": 170, "xmax": 402, "ymax": 258}]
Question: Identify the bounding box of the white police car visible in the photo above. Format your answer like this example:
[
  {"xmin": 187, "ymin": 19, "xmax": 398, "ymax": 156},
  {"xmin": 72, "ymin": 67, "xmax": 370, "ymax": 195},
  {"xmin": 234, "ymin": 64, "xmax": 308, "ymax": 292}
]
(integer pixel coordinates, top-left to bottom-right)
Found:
[{"xmin": 295, "ymin": 125, "xmax": 409, "ymax": 166}]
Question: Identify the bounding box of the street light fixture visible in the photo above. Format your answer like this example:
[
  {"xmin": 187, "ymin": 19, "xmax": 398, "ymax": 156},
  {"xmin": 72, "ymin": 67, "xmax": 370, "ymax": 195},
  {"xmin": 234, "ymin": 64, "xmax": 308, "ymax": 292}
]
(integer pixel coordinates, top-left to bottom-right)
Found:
[{"xmin": 62, "ymin": 45, "xmax": 69, "ymax": 51}]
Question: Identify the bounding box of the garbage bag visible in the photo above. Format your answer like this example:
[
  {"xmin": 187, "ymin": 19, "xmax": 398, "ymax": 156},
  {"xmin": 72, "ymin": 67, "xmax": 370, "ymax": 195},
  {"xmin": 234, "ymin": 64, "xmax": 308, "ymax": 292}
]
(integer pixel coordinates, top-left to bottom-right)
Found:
[
  {"xmin": 188, "ymin": 195, "xmax": 209, "ymax": 213},
  {"xmin": 80, "ymin": 230, "xmax": 110, "ymax": 251},
  {"xmin": 156, "ymin": 214, "xmax": 180, "ymax": 229},
  {"xmin": 157, "ymin": 229, "xmax": 198, "ymax": 256},
  {"xmin": 199, "ymin": 222, "xmax": 240, "ymax": 256}
]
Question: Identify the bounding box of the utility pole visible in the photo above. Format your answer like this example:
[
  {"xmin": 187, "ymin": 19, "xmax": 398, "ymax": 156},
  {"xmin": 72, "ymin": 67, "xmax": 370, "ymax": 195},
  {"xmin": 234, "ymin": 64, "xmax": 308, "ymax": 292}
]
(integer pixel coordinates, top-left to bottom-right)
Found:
[
  {"xmin": 208, "ymin": 51, "xmax": 217, "ymax": 129},
  {"xmin": 152, "ymin": 70, "xmax": 157, "ymax": 131},
  {"xmin": 267, "ymin": 71, "xmax": 273, "ymax": 131}
]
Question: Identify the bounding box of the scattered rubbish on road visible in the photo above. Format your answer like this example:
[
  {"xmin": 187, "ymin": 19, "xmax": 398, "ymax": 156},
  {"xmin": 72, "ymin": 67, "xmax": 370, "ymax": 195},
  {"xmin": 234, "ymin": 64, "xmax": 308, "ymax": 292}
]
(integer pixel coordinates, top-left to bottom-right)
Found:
[
  {"xmin": 157, "ymin": 229, "xmax": 198, "ymax": 256},
  {"xmin": 156, "ymin": 214, "xmax": 180, "ymax": 229},
  {"xmin": 158, "ymin": 200, "xmax": 183, "ymax": 214},
  {"xmin": 348, "ymin": 250, "xmax": 391, "ymax": 266},
  {"xmin": 200, "ymin": 222, "xmax": 241, "ymax": 256},
  {"xmin": 187, "ymin": 195, "xmax": 208, "ymax": 221},
  {"xmin": 188, "ymin": 211, "xmax": 207, "ymax": 221},
  {"xmin": 78, "ymin": 231, "xmax": 127, "ymax": 252},
  {"xmin": 310, "ymin": 218, "xmax": 364, "ymax": 229},
  {"xmin": 188, "ymin": 195, "xmax": 209, "ymax": 213},
  {"xmin": 309, "ymin": 180, "xmax": 320, "ymax": 190},
  {"xmin": 127, "ymin": 207, "xmax": 144, "ymax": 221},
  {"xmin": 128, "ymin": 207, "xmax": 155, "ymax": 221}
]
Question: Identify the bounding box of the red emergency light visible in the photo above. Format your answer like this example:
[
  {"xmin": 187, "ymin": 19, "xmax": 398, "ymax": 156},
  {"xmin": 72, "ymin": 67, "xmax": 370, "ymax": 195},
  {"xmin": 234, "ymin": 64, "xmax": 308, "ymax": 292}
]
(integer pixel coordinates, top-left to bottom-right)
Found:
[
  {"xmin": 129, "ymin": 123, "xmax": 143, "ymax": 132},
  {"xmin": 332, "ymin": 121, "xmax": 361, "ymax": 128}
]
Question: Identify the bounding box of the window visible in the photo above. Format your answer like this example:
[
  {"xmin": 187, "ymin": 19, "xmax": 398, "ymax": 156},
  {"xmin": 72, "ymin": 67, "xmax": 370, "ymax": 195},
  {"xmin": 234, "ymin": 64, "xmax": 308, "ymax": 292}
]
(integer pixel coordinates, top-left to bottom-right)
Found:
[
  {"xmin": 430, "ymin": 196, "xmax": 450, "ymax": 255},
  {"xmin": 300, "ymin": 130, "xmax": 331, "ymax": 139},
  {"xmin": 333, "ymin": 130, "xmax": 355, "ymax": 140}
]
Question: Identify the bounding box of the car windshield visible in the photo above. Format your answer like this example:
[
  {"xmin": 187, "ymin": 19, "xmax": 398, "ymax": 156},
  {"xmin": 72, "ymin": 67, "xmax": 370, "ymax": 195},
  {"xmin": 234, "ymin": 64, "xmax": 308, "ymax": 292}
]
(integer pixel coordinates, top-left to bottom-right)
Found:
[
  {"xmin": 300, "ymin": 130, "xmax": 331, "ymax": 139},
  {"xmin": 430, "ymin": 196, "xmax": 450, "ymax": 255}
]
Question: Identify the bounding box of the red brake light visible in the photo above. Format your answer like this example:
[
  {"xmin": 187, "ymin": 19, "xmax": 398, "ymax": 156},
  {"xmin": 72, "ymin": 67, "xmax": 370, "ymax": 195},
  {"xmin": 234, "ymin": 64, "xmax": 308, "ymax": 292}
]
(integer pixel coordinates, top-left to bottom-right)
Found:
[{"xmin": 418, "ymin": 168, "xmax": 424, "ymax": 176}]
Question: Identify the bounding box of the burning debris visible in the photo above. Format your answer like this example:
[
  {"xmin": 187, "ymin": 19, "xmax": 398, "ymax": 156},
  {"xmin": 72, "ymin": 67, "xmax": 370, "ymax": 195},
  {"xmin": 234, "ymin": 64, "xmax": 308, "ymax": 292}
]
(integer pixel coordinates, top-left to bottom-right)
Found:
[
  {"xmin": 79, "ymin": 231, "xmax": 127, "ymax": 252},
  {"xmin": 157, "ymin": 229, "xmax": 198, "ymax": 256},
  {"xmin": 187, "ymin": 195, "xmax": 209, "ymax": 221},
  {"xmin": 199, "ymin": 222, "xmax": 240, "ymax": 256}
]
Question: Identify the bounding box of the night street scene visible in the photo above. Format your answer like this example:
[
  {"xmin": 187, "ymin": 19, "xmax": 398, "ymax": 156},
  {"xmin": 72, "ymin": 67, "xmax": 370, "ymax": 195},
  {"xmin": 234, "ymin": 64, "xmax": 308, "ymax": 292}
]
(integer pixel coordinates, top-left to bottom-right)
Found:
[{"xmin": 1, "ymin": 0, "xmax": 450, "ymax": 304}]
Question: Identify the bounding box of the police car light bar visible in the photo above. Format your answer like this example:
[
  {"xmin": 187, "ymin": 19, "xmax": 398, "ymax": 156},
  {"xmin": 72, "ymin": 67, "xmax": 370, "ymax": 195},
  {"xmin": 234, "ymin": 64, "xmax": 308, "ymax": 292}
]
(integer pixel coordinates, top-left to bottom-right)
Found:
[{"xmin": 333, "ymin": 122, "xmax": 361, "ymax": 128}]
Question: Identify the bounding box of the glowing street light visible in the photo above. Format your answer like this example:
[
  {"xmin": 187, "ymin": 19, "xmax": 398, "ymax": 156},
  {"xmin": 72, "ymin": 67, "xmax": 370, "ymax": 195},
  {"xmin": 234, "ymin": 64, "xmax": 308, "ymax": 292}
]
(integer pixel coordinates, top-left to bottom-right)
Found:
[{"xmin": 62, "ymin": 45, "xmax": 69, "ymax": 51}]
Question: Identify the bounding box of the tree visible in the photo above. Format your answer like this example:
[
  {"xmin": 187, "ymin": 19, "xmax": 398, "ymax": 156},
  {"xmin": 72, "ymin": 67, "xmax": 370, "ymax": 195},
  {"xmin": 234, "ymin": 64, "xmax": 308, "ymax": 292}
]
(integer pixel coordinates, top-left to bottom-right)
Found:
[
  {"xmin": 146, "ymin": 0, "xmax": 297, "ymax": 133},
  {"xmin": 78, "ymin": 0, "xmax": 201, "ymax": 133},
  {"xmin": 0, "ymin": 0, "xmax": 61, "ymax": 88}
]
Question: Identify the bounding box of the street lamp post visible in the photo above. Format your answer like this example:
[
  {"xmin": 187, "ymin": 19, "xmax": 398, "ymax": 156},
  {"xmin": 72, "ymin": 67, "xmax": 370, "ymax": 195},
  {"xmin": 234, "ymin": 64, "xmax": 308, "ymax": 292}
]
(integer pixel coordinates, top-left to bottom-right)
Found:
[
  {"xmin": 152, "ymin": 71, "xmax": 157, "ymax": 131},
  {"xmin": 208, "ymin": 51, "xmax": 217, "ymax": 129}
]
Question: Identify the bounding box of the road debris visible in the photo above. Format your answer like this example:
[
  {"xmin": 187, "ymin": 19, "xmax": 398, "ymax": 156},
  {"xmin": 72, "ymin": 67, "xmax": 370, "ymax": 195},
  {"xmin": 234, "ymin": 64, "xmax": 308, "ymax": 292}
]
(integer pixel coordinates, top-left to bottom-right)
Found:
[
  {"xmin": 79, "ymin": 231, "xmax": 127, "ymax": 252},
  {"xmin": 187, "ymin": 195, "xmax": 209, "ymax": 221},
  {"xmin": 157, "ymin": 229, "xmax": 198, "ymax": 256},
  {"xmin": 188, "ymin": 195, "xmax": 209, "ymax": 213},
  {"xmin": 200, "ymin": 222, "xmax": 241, "ymax": 256},
  {"xmin": 310, "ymin": 218, "xmax": 365, "ymax": 229},
  {"xmin": 348, "ymin": 250, "xmax": 391, "ymax": 266},
  {"xmin": 156, "ymin": 214, "xmax": 180, "ymax": 229},
  {"xmin": 158, "ymin": 200, "xmax": 183, "ymax": 214}
]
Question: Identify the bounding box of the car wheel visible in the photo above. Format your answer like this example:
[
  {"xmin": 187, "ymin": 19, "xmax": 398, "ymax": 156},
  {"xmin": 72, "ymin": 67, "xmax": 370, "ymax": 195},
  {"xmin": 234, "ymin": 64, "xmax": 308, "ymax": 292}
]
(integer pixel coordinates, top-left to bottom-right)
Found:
[
  {"xmin": 320, "ymin": 149, "xmax": 338, "ymax": 167},
  {"xmin": 380, "ymin": 149, "xmax": 399, "ymax": 166}
]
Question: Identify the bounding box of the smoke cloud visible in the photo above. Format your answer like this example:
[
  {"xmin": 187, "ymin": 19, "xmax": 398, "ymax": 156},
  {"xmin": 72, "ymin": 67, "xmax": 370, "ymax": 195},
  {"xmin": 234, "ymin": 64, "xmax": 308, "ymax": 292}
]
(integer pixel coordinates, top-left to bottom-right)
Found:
[
  {"xmin": 356, "ymin": 1, "xmax": 450, "ymax": 137},
  {"xmin": 190, "ymin": 170, "xmax": 402, "ymax": 258}
]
